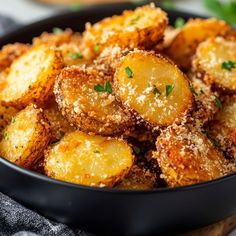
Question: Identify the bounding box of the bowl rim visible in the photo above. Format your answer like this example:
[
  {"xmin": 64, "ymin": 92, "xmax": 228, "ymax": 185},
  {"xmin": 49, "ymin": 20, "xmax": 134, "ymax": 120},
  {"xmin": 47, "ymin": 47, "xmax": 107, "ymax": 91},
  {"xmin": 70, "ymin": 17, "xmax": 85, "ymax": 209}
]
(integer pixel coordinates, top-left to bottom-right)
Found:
[{"xmin": 0, "ymin": 5, "xmax": 233, "ymax": 194}]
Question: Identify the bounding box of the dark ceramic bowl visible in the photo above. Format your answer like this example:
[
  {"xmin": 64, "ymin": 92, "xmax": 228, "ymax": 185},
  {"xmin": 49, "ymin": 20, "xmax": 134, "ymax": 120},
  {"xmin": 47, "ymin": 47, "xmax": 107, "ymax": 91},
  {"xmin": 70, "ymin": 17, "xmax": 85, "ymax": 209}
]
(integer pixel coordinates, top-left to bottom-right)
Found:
[{"xmin": 0, "ymin": 3, "xmax": 235, "ymax": 236}]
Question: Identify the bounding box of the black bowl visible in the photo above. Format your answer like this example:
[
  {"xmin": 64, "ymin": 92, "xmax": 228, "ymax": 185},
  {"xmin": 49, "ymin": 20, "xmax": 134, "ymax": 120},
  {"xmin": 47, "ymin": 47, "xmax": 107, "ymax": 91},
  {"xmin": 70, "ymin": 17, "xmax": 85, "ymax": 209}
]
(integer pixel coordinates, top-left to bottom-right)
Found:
[{"xmin": 0, "ymin": 3, "xmax": 235, "ymax": 236}]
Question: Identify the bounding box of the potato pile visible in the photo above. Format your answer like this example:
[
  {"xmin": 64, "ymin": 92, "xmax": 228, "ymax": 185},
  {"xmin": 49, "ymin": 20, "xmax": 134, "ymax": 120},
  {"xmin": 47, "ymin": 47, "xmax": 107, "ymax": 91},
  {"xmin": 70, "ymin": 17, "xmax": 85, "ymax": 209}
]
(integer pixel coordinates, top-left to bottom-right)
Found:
[{"xmin": 0, "ymin": 3, "xmax": 235, "ymax": 189}]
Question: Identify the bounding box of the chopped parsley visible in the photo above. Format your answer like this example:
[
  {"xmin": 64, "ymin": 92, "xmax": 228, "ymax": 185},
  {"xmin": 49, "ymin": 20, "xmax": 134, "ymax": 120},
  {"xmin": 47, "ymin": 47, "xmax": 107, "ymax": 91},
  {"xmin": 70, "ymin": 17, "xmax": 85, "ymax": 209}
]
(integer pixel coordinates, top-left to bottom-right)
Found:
[
  {"xmin": 221, "ymin": 60, "xmax": 236, "ymax": 71},
  {"xmin": 204, "ymin": 128, "xmax": 220, "ymax": 147},
  {"xmin": 94, "ymin": 43, "xmax": 100, "ymax": 53},
  {"xmin": 214, "ymin": 96, "xmax": 222, "ymax": 109},
  {"xmin": 94, "ymin": 81, "xmax": 112, "ymax": 94},
  {"xmin": 153, "ymin": 86, "xmax": 161, "ymax": 97},
  {"xmin": 94, "ymin": 150, "xmax": 100, "ymax": 154},
  {"xmin": 52, "ymin": 27, "xmax": 63, "ymax": 35},
  {"xmin": 11, "ymin": 117, "xmax": 16, "ymax": 123},
  {"xmin": 200, "ymin": 88, "xmax": 205, "ymax": 94},
  {"xmin": 166, "ymin": 84, "xmax": 174, "ymax": 96},
  {"xmin": 174, "ymin": 17, "xmax": 185, "ymax": 28},
  {"xmin": 69, "ymin": 52, "xmax": 83, "ymax": 59},
  {"xmin": 133, "ymin": 146, "xmax": 141, "ymax": 155},
  {"xmin": 129, "ymin": 15, "xmax": 142, "ymax": 25},
  {"xmin": 125, "ymin": 67, "xmax": 133, "ymax": 78},
  {"xmin": 190, "ymin": 85, "xmax": 198, "ymax": 96},
  {"xmin": 2, "ymin": 132, "xmax": 7, "ymax": 140},
  {"xmin": 123, "ymin": 50, "xmax": 130, "ymax": 56}
]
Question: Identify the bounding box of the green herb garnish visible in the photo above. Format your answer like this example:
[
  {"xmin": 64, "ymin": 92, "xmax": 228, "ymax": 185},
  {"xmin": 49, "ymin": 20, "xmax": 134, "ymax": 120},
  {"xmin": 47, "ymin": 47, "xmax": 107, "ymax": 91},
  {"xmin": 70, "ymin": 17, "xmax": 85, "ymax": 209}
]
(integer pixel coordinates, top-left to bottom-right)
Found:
[
  {"xmin": 204, "ymin": 128, "xmax": 220, "ymax": 147},
  {"xmin": 52, "ymin": 27, "xmax": 63, "ymax": 35},
  {"xmin": 94, "ymin": 150, "xmax": 100, "ymax": 154},
  {"xmin": 166, "ymin": 84, "xmax": 174, "ymax": 96},
  {"xmin": 69, "ymin": 52, "xmax": 83, "ymax": 59},
  {"xmin": 153, "ymin": 86, "xmax": 161, "ymax": 97},
  {"xmin": 11, "ymin": 117, "xmax": 16, "ymax": 123},
  {"xmin": 129, "ymin": 15, "xmax": 142, "ymax": 25},
  {"xmin": 190, "ymin": 85, "xmax": 198, "ymax": 96},
  {"xmin": 94, "ymin": 81, "xmax": 112, "ymax": 94},
  {"xmin": 94, "ymin": 43, "xmax": 100, "ymax": 53},
  {"xmin": 133, "ymin": 146, "xmax": 141, "ymax": 155},
  {"xmin": 123, "ymin": 50, "xmax": 130, "ymax": 56},
  {"xmin": 174, "ymin": 17, "xmax": 185, "ymax": 28},
  {"xmin": 125, "ymin": 67, "xmax": 133, "ymax": 78},
  {"xmin": 221, "ymin": 60, "xmax": 236, "ymax": 71},
  {"xmin": 214, "ymin": 96, "xmax": 222, "ymax": 109},
  {"xmin": 2, "ymin": 132, "xmax": 7, "ymax": 140},
  {"xmin": 200, "ymin": 88, "xmax": 205, "ymax": 94}
]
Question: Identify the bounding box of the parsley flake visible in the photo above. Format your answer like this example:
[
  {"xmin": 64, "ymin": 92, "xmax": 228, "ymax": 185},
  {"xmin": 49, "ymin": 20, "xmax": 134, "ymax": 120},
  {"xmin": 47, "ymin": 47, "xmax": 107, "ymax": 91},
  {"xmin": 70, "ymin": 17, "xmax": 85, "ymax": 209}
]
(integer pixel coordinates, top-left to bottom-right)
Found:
[
  {"xmin": 129, "ymin": 15, "xmax": 142, "ymax": 25},
  {"xmin": 52, "ymin": 27, "xmax": 63, "ymax": 35},
  {"xmin": 214, "ymin": 96, "xmax": 222, "ymax": 109},
  {"xmin": 153, "ymin": 86, "xmax": 161, "ymax": 97},
  {"xmin": 133, "ymin": 146, "xmax": 141, "ymax": 155},
  {"xmin": 190, "ymin": 85, "xmax": 198, "ymax": 96},
  {"xmin": 123, "ymin": 50, "xmax": 130, "ymax": 56},
  {"xmin": 2, "ymin": 132, "xmax": 7, "ymax": 140},
  {"xmin": 125, "ymin": 67, "xmax": 133, "ymax": 78},
  {"xmin": 221, "ymin": 60, "xmax": 236, "ymax": 71},
  {"xmin": 174, "ymin": 17, "xmax": 185, "ymax": 28},
  {"xmin": 11, "ymin": 117, "xmax": 16, "ymax": 123},
  {"xmin": 94, "ymin": 150, "xmax": 100, "ymax": 154},
  {"xmin": 94, "ymin": 43, "xmax": 100, "ymax": 53},
  {"xmin": 69, "ymin": 52, "xmax": 83, "ymax": 59},
  {"xmin": 166, "ymin": 84, "xmax": 174, "ymax": 96},
  {"xmin": 94, "ymin": 81, "xmax": 112, "ymax": 94}
]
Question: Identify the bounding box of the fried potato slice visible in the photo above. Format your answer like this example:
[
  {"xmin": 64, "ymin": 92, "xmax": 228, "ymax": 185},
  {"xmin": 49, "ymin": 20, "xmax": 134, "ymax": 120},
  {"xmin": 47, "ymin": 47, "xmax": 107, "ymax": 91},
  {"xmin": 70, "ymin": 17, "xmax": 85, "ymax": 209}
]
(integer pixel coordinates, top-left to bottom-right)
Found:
[
  {"xmin": 0, "ymin": 105, "xmax": 50, "ymax": 168},
  {"xmin": 55, "ymin": 66, "xmax": 134, "ymax": 136},
  {"xmin": 0, "ymin": 43, "xmax": 29, "ymax": 72},
  {"xmin": 116, "ymin": 165, "xmax": 156, "ymax": 190},
  {"xmin": 0, "ymin": 105, "xmax": 19, "ymax": 132},
  {"xmin": 114, "ymin": 51, "xmax": 193, "ymax": 127},
  {"xmin": 208, "ymin": 96, "xmax": 236, "ymax": 159},
  {"xmin": 43, "ymin": 99, "xmax": 75, "ymax": 142},
  {"xmin": 83, "ymin": 4, "xmax": 167, "ymax": 55},
  {"xmin": 152, "ymin": 125, "xmax": 226, "ymax": 187},
  {"xmin": 44, "ymin": 131, "xmax": 134, "ymax": 187},
  {"xmin": 166, "ymin": 18, "xmax": 232, "ymax": 69},
  {"xmin": 0, "ymin": 45, "xmax": 63, "ymax": 108},
  {"xmin": 193, "ymin": 37, "xmax": 236, "ymax": 92}
]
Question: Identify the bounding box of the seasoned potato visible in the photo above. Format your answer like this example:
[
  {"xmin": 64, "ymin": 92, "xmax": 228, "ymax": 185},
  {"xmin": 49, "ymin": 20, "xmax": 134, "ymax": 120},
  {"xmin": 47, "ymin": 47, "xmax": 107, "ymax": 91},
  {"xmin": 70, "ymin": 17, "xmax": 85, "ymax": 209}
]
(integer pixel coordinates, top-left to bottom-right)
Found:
[
  {"xmin": 189, "ymin": 76, "xmax": 219, "ymax": 125},
  {"xmin": 0, "ymin": 43, "xmax": 29, "ymax": 72},
  {"xmin": 152, "ymin": 125, "xmax": 226, "ymax": 187},
  {"xmin": 0, "ymin": 105, "xmax": 50, "ymax": 168},
  {"xmin": 45, "ymin": 131, "xmax": 134, "ymax": 187},
  {"xmin": 83, "ymin": 4, "xmax": 167, "ymax": 55},
  {"xmin": 0, "ymin": 105, "xmax": 19, "ymax": 132},
  {"xmin": 114, "ymin": 51, "xmax": 193, "ymax": 127},
  {"xmin": 193, "ymin": 37, "xmax": 236, "ymax": 92},
  {"xmin": 0, "ymin": 45, "xmax": 63, "ymax": 108},
  {"xmin": 43, "ymin": 99, "xmax": 75, "ymax": 142},
  {"xmin": 166, "ymin": 18, "xmax": 232, "ymax": 69},
  {"xmin": 116, "ymin": 165, "xmax": 156, "ymax": 190},
  {"xmin": 208, "ymin": 96, "xmax": 236, "ymax": 159},
  {"xmin": 55, "ymin": 66, "xmax": 134, "ymax": 136}
]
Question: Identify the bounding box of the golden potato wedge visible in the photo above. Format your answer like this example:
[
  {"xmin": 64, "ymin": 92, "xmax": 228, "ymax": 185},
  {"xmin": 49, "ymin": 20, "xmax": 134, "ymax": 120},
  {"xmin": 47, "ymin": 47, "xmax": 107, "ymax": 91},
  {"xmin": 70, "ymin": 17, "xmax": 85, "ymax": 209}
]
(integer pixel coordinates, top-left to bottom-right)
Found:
[
  {"xmin": 44, "ymin": 131, "xmax": 134, "ymax": 187},
  {"xmin": 166, "ymin": 18, "xmax": 232, "ymax": 69},
  {"xmin": 0, "ymin": 45, "xmax": 64, "ymax": 108},
  {"xmin": 208, "ymin": 96, "xmax": 236, "ymax": 159},
  {"xmin": 114, "ymin": 51, "xmax": 193, "ymax": 127},
  {"xmin": 0, "ymin": 104, "xmax": 50, "ymax": 168},
  {"xmin": 193, "ymin": 37, "xmax": 236, "ymax": 92},
  {"xmin": 152, "ymin": 125, "xmax": 226, "ymax": 187},
  {"xmin": 43, "ymin": 99, "xmax": 75, "ymax": 142},
  {"xmin": 54, "ymin": 66, "xmax": 134, "ymax": 136},
  {"xmin": 83, "ymin": 4, "xmax": 167, "ymax": 55},
  {"xmin": 0, "ymin": 105, "xmax": 19, "ymax": 132},
  {"xmin": 116, "ymin": 165, "xmax": 156, "ymax": 190},
  {"xmin": 0, "ymin": 43, "xmax": 29, "ymax": 72},
  {"xmin": 189, "ymin": 76, "xmax": 219, "ymax": 125}
]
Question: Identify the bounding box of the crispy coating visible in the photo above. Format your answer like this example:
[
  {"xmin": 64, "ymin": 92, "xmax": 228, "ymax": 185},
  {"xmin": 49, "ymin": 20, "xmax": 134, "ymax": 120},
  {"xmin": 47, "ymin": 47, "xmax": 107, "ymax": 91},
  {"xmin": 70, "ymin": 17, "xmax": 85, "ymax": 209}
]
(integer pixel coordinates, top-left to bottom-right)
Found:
[
  {"xmin": 44, "ymin": 131, "xmax": 134, "ymax": 187},
  {"xmin": 0, "ymin": 105, "xmax": 50, "ymax": 168},
  {"xmin": 83, "ymin": 4, "xmax": 167, "ymax": 55},
  {"xmin": 43, "ymin": 99, "xmax": 75, "ymax": 142},
  {"xmin": 0, "ymin": 105, "xmax": 19, "ymax": 132},
  {"xmin": 114, "ymin": 51, "xmax": 193, "ymax": 127},
  {"xmin": 0, "ymin": 43, "xmax": 29, "ymax": 72},
  {"xmin": 208, "ymin": 96, "xmax": 236, "ymax": 159},
  {"xmin": 166, "ymin": 18, "xmax": 232, "ymax": 69},
  {"xmin": 116, "ymin": 165, "xmax": 156, "ymax": 190},
  {"xmin": 193, "ymin": 37, "xmax": 236, "ymax": 92},
  {"xmin": 0, "ymin": 45, "xmax": 64, "ymax": 109},
  {"xmin": 54, "ymin": 66, "xmax": 134, "ymax": 136},
  {"xmin": 152, "ymin": 125, "xmax": 226, "ymax": 187}
]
